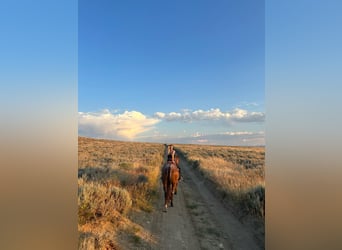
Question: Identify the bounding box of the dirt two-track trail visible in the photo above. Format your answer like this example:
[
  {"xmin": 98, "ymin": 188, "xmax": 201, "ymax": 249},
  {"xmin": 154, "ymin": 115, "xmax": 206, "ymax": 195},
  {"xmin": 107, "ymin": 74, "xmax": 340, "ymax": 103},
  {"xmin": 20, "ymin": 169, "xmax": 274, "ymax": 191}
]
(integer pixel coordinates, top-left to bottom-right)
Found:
[{"xmin": 143, "ymin": 155, "xmax": 263, "ymax": 250}]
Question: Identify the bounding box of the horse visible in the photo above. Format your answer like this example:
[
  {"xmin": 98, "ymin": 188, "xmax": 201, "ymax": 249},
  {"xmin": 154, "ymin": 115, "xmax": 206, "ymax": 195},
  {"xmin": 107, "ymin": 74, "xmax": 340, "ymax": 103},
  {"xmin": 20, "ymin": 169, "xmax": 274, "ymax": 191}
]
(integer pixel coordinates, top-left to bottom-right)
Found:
[{"xmin": 161, "ymin": 156, "xmax": 180, "ymax": 212}]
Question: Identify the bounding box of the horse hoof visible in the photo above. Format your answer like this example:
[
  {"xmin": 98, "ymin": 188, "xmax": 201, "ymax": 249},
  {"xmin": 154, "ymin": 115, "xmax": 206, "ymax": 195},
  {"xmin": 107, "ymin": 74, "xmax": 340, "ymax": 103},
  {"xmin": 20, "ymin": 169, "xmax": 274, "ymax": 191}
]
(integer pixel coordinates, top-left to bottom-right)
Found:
[{"xmin": 171, "ymin": 203, "xmax": 174, "ymax": 207}]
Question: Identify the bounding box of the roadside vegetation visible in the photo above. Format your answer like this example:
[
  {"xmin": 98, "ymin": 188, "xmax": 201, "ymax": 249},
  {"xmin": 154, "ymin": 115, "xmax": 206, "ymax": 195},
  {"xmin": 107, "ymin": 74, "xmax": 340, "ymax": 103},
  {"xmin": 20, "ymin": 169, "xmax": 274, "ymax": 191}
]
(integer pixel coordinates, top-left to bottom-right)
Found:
[
  {"xmin": 78, "ymin": 137, "xmax": 265, "ymax": 249},
  {"xmin": 78, "ymin": 137, "xmax": 164, "ymax": 249},
  {"xmin": 176, "ymin": 144, "xmax": 265, "ymax": 219}
]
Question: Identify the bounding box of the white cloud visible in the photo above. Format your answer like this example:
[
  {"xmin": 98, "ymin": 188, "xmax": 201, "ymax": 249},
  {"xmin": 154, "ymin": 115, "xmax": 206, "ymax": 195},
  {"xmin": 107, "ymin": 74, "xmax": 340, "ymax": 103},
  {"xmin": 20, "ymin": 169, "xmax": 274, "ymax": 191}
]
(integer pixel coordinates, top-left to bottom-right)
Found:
[
  {"xmin": 222, "ymin": 131, "xmax": 264, "ymax": 136},
  {"xmin": 192, "ymin": 132, "xmax": 202, "ymax": 137},
  {"xmin": 138, "ymin": 131, "xmax": 265, "ymax": 146},
  {"xmin": 78, "ymin": 107, "xmax": 264, "ymax": 145},
  {"xmin": 223, "ymin": 131, "xmax": 253, "ymax": 136},
  {"xmin": 154, "ymin": 112, "xmax": 165, "ymax": 118},
  {"xmin": 167, "ymin": 112, "xmax": 183, "ymax": 120},
  {"xmin": 78, "ymin": 109, "xmax": 160, "ymax": 140},
  {"xmin": 153, "ymin": 108, "xmax": 264, "ymax": 123},
  {"xmin": 190, "ymin": 131, "xmax": 264, "ymax": 146},
  {"xmin": 231, "ymin": 108, "xmax": 247, "ymax": 119},
  {"xmin": 231, "ymin": 108, "xmax": 265, "ymax": 122}
]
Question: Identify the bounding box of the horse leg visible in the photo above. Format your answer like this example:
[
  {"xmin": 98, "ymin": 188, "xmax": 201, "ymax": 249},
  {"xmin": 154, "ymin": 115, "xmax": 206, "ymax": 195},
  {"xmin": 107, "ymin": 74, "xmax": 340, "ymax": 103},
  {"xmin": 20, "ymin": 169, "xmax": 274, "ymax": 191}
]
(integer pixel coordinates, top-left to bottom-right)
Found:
[
  {"xmin": 163, "ymin": 191, "xmax": 168, "ymax": 212},
  {"xmin": 174, "ymin": 182, "xmax": 178, "ymax": 196},
  {"xmin": 168, "ymin": 187, "xmax": 172, "ymax": 207},
  {"xmin": 170, "ymin": 184, "xmax": 174, "ymax": 207},
  {"xmin": 170, "ymin": 192, "xmax": 174, "ymax": 207}
]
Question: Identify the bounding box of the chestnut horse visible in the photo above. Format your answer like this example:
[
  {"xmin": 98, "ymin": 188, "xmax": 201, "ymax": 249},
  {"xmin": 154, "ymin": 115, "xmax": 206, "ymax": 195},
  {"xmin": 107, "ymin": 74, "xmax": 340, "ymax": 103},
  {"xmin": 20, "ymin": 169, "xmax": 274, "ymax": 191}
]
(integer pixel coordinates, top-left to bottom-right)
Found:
[{"xmin": 161, "ymin": 156, "xmax": 180, "ymax": 212}]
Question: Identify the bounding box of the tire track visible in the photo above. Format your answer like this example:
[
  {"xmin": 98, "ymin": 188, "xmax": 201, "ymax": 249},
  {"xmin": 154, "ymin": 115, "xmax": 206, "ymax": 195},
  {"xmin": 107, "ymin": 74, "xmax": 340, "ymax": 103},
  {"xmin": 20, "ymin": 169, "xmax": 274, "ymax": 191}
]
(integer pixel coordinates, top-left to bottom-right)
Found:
[
  {"xmin": 146, "ymin": 154, "xmax": 262, "ymax": 250},
  {"xmin": 180, "ymin": 156, "xmax": 262, "ymax": 250}
]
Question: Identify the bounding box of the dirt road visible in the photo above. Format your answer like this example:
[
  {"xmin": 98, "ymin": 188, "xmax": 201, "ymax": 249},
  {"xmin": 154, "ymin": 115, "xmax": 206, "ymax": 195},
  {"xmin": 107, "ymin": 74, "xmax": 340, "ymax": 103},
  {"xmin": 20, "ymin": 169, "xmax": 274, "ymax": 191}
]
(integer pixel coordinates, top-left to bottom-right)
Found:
[{"xmin": 143, "ymin": 155, "xmax": 263, "ymax": 250}]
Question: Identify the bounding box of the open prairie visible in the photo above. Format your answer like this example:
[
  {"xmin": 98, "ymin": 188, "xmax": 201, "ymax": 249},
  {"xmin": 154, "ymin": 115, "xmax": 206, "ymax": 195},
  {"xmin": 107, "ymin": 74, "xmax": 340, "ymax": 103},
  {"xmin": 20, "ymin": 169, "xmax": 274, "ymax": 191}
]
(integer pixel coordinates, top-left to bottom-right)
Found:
[
  {"xmin": 175, "ymin": 144, "xmax": 265, "ymax": 218},
  {"xmin": 78, "ymin": 137, "xmax": 265, "ymax": 249},
  {"xmin": 78, "ymin": 137, "xmax": 165, "ymax": 249}
]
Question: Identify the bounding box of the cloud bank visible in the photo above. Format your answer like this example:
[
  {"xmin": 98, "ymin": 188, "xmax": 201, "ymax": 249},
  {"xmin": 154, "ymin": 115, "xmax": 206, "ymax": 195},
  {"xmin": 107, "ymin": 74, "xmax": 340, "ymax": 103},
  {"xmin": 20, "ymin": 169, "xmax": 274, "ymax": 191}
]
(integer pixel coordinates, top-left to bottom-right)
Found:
[
  {"xmin": 153, "ymin": 108, "xmax": 264, "ymax": 123},
  {"xmin": 78, "ymin": 109, "xmax": 160, "ymax": 140},
  {"xmin": 78, "ymin": 108, "xmax": 265, "ymax": 145},
  {"xmin": 139, "ymin": 131, "xmax": 265, "ymax": 146}
]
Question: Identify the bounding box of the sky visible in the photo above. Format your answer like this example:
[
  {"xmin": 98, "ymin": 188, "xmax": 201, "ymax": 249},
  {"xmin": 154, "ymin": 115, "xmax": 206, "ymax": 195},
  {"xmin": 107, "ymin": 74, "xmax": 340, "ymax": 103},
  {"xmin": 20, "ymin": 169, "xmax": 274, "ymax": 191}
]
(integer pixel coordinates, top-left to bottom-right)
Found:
[{"xmin": 78, "ymin": 0, "xmax": 265, "ymax": 146}]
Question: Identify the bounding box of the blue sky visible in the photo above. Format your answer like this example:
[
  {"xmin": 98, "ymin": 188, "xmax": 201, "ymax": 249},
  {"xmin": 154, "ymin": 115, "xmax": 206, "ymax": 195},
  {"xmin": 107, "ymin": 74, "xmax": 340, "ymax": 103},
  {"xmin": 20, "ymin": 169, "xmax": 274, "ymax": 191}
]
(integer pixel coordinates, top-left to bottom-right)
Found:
[{"xmin": 79, "ymin": 0, "xmax": 265, "ymax": 146}]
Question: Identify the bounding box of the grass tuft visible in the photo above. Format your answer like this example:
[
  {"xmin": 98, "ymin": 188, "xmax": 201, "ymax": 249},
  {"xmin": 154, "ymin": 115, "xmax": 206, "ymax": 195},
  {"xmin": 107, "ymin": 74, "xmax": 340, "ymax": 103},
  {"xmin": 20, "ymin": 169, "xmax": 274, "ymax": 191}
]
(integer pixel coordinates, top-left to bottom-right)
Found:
[
  {"xmin": 176, "ymin": 144, "xmax": 265, "ymax": 219},
  {"xmin": 78, "ymin": 137, "xmax": 164, "ymax": 249}
]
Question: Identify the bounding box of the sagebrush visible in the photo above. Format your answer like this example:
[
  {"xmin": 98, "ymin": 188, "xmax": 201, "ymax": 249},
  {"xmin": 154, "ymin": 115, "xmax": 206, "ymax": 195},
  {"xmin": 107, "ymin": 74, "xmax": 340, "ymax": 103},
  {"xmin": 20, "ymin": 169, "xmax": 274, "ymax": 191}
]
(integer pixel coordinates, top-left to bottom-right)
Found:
[
  {"xmin": 176, "ymin": 144, "xmax": 265, "ymax": 218},
  {"xmin": 78, "ymin": 137, "xmax": 164, "ymax": 249}
]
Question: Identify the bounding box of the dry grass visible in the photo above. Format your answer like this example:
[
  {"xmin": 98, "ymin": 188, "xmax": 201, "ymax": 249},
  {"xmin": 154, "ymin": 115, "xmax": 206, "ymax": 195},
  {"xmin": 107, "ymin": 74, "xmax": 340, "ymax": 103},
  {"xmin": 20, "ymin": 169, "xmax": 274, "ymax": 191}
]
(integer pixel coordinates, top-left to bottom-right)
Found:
[
  {"xmin": 176, "ymin": 144, "xmax": 265, "ymax": 218},
  {"xmin": 78, "ymin": 137, "xmax": 265, "ymax": 248},
  {"xmin": 78, "ymin": 137, "xmax": 164, "ymax": 249}
]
